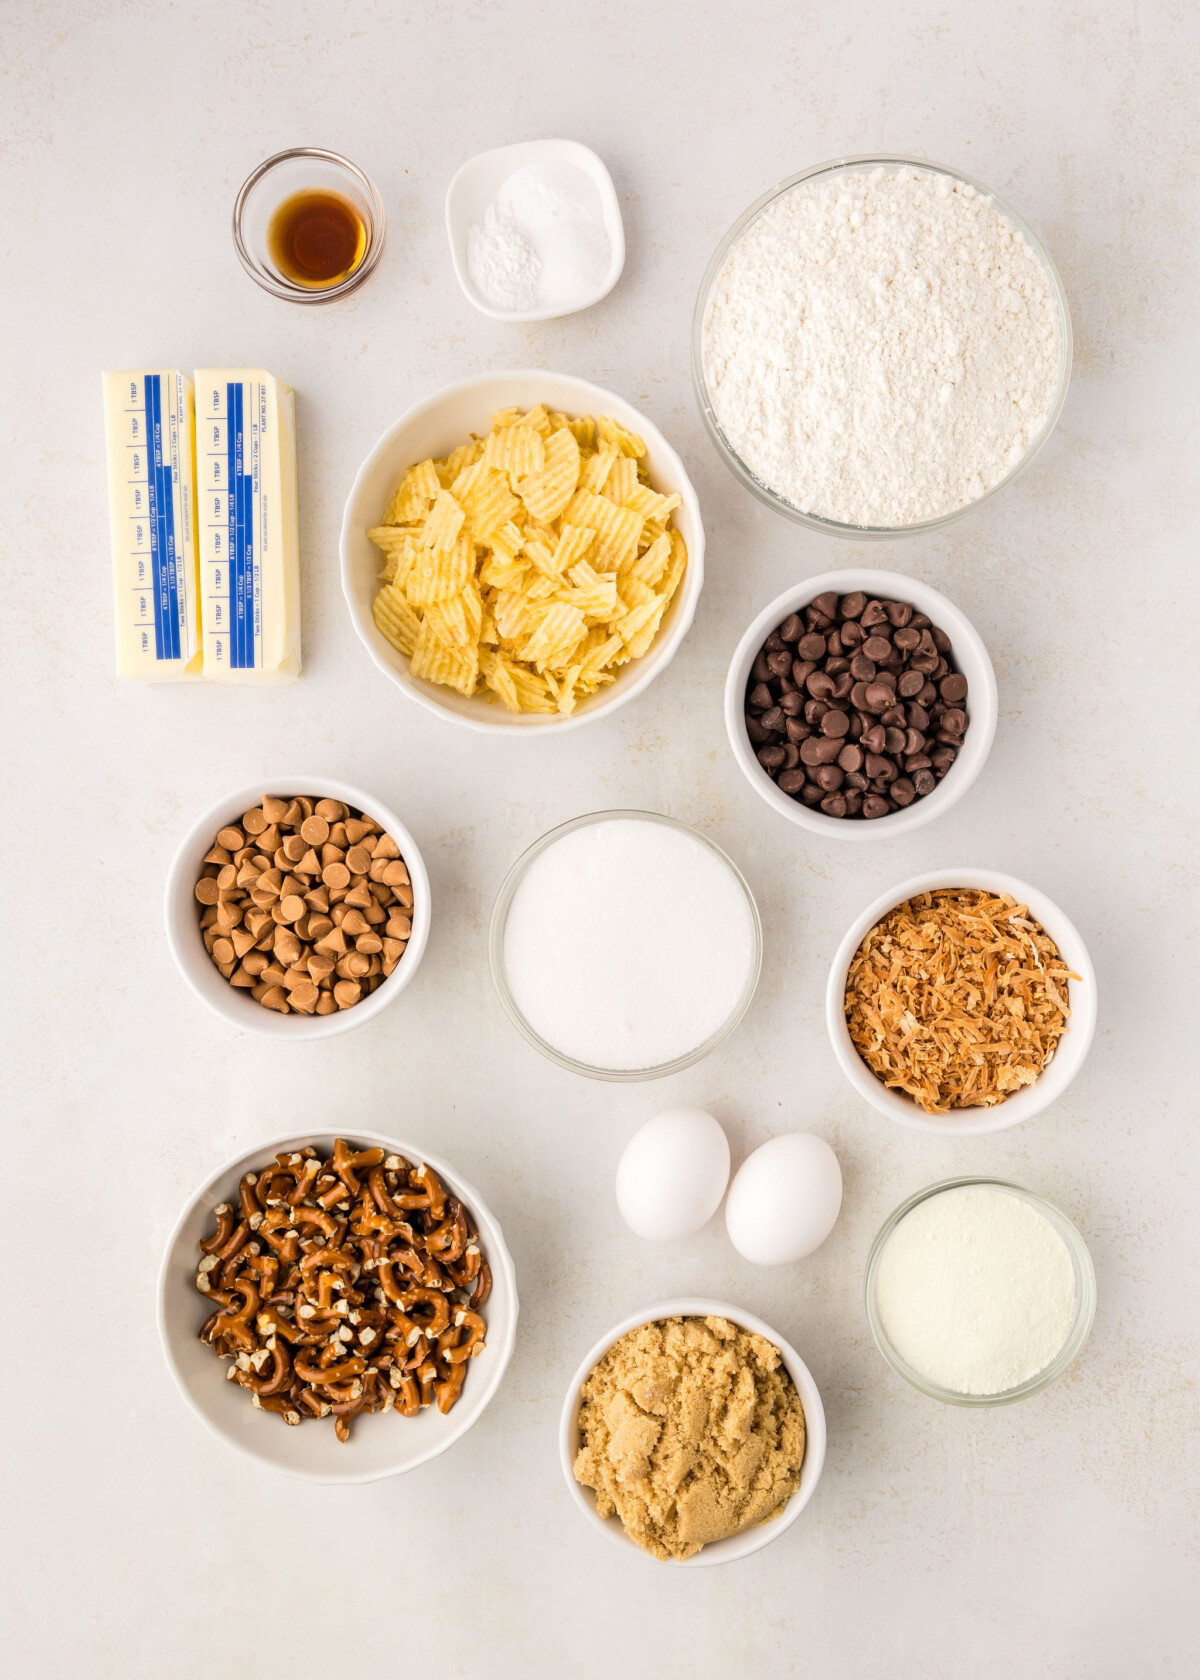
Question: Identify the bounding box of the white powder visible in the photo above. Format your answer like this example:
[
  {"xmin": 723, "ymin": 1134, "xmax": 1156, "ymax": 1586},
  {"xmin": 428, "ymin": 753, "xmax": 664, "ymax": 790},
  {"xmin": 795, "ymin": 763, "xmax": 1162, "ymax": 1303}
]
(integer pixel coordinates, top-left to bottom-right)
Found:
[
  {"xmin": 501, "ymin": 817, "xmax": 757, "ymax": 1071},
  {"xmin": 875, "ymin": 1185, "xmax": 1076, "ymax": 1395},
  {"xmin": 702, "ymin": 166, "xmax": 1062, "ymax": 527},
  {"xmin": 467, "ymin": 162, "xmax": 611, "ymax": 314}
]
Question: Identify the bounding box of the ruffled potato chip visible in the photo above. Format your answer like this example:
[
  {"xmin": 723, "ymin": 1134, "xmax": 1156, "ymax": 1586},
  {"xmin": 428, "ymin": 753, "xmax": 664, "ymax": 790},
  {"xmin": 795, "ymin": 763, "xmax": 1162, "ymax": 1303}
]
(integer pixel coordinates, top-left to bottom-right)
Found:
[{"xmin": 369, "ymin": 405, "xmax": 687, "ymax": 714}]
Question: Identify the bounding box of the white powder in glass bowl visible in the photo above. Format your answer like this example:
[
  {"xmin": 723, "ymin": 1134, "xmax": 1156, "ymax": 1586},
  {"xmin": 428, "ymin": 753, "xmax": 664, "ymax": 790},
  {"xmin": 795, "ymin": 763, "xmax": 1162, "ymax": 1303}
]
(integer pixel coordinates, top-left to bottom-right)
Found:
[
  {"xmin": 874, "ymin": 1184, "xmax": 1076, "ymax": 1395},
  {"xmin": 500, "ymin": 817, "xmax": 757, "ymax": 1072},
  {"xmin": 701, "ymin": 165, "xmax": 1062, "ymax": 527}
]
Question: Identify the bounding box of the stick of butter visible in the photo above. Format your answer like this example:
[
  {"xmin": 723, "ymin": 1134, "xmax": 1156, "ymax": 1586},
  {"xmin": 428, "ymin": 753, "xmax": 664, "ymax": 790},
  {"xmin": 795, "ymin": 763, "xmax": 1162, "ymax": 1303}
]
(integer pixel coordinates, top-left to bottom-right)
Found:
[
  {"xmin": 194, "ymin": 369, "xmax": 302, "ymax": 683},
  {"xmin": 103, "ymin": 370, "xmax": 202, "ymax": 679}
]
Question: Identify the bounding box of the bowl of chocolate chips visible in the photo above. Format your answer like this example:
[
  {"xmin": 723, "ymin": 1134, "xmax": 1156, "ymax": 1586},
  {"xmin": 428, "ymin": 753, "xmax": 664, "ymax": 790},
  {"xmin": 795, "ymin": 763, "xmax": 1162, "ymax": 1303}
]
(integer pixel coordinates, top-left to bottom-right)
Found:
[{"xmin": 725, "ymin": 571, "xmax": 997, "ymax": 838}]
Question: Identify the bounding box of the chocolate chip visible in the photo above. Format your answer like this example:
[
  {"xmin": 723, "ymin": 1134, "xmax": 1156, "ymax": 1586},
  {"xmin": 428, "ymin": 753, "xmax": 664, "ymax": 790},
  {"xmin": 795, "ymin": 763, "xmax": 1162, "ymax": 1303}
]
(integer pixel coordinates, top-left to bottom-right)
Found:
[
  {"xmin": 807, "ymin": 669, "xmax": 836, "ymax": 701},
  {"xmin": 745, "ymin": 594, "xmax": 969, "ymax": 819}
]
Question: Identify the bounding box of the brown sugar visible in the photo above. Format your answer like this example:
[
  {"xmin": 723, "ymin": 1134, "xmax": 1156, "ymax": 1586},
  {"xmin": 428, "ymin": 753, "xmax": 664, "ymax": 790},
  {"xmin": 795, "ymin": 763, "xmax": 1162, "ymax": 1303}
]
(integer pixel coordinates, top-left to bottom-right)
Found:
[{"xmin": 572, "ymin": 1316, "xmax": 806, "ymax": 1561}]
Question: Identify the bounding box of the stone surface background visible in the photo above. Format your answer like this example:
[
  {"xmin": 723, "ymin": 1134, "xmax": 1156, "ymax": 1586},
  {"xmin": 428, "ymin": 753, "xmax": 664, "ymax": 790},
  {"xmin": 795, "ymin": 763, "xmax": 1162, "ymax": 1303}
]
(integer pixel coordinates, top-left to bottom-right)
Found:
[{"xmin": 2, "ymin": 2, "xmax": 1196, "ymax": 1674}]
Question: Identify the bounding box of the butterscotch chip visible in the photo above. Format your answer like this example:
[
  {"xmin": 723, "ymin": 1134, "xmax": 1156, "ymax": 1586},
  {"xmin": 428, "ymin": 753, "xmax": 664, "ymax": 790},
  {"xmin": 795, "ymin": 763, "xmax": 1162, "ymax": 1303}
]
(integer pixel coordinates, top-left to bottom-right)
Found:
[
  {"xmin": 345, "ymin": 844, "xmax": 373, "ymax": 875},
  {"xmin": 262, "ymin": 796, "xmax": 289, "ymax": 823},
  {"xmin": 301, "ymin": 815, "xmax": 330, "ymax": 846},
  {"xmin": 344, "ymin": 818, "xmax": 373, "ymax": 844},
  {"xmin": 290, "ymin": 981, "xmax": 320, "ymax": 1012},
  {"xmin": 315, "ymin": 995, "xmax": 338, "ymax": 1015},
  {"xmin": 333, "ymin": 980, "xmax": 362, "ymax": 1009},
  {"xmin": 356, "ymin": 934, "xmax": 383, "ymax": 955},
  {"xmin": 382, "ymin": 860, "xmax": 410, "ymax": 888},
  {"xmin": 323, "ymin": 862, "xmax": 351, "ymax": 890},
  {"xmin": 217, "ymin": 826, "xmax": 244, "ymax": 851},
  {"xmin": 282, "ymin": 834, "xmax": 306, "ymax": 862},
  {"xmin": 373, "ymin": 832, "xmax": 400, "ymax": 860},
  {"xmin": 316, "ymin": 799, "xmax": 345, "ymax": 822},
  {"xmin": 341, "ymin": 909, "xmax": 370, "ymax": 936},
  {"xmin": 203, "ymin": 845, "xmax": 231, "ymax": 866},
  {"xmin": 386, "ymin": 914, "xmax": 412, "ymax": 939},
  {"xmin": 195, "ymin": 877, "xmax": 219, "ymax": 905},
  {"xmin": 296, "ymin": 848, "xmax": 321, "ymax": 875},
  {"xmin": 212, "ymin": 937, "xmax": 235, "ymax": 965},
  {"xmin": 259, "ymin": 985, "xmax": 289, "ymax": 1012},
  {"xmin": 278, "ymin": 894, "xmax": 305, "ymax": 923},
  {"xmin": 242, "ymin": 807, "xmax": 268, "ymax": 835}
]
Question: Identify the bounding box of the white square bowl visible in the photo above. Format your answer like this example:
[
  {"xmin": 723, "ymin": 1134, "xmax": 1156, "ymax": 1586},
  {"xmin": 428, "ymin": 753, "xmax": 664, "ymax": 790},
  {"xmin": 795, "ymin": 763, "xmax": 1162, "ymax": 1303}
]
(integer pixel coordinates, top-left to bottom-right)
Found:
[
  {"xmin": 340, "ymin": 370, "xmax": 704, "ymax": 734},
  {"xmin": 445, "ymin": 139, "xmax": 624, "ymax": 321}
]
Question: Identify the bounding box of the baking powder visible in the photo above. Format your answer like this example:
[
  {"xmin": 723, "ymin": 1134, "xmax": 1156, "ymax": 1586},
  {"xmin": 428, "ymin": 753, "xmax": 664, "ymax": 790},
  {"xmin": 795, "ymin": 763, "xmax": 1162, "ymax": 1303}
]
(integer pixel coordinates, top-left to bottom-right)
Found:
[
  {"xmin": 874, "ymin": 1184, "xmax": 1076, "ymax": 1395},
  {"xmin": 501, "ymin": 817, "xmax": 756, "ymax": 1071},
  {"xmin": 702, "ymin": 166, "xmax": 1061, "ymax": 526},
  {"xmin": 467, "ymin": 162, "xmax": 610, "ymax": 313}
]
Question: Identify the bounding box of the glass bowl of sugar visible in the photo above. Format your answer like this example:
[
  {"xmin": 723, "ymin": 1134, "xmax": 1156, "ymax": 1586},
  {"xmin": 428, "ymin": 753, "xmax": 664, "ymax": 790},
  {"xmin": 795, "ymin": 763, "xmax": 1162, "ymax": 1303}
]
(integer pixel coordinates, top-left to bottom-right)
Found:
[
  {"xmin": 865, "ymin": 1178, "xmax": 1097, "ymax": 1407},
  {"xmin": 489, "ymin": 811, "xmax": 762, "ymax": 1081}
]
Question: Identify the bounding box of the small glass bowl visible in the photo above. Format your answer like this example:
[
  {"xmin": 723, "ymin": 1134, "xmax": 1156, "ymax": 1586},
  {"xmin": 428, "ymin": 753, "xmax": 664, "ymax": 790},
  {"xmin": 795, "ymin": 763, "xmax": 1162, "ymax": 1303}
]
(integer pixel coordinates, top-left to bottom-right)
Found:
[
  {"xmin": 233, "ymin": 147, "xmax": 385, "ymax": 304},
  {"xmin": 488, "ymin": 810, "xmax": 762, "ymax": 1082},
  {"xmin": 692, "ymin": 154, "xmax": 1073, "ymax": 538},
  {"xmin": 865, "ymin": 1177, "xmax": 1097, "ymax": 1406}
]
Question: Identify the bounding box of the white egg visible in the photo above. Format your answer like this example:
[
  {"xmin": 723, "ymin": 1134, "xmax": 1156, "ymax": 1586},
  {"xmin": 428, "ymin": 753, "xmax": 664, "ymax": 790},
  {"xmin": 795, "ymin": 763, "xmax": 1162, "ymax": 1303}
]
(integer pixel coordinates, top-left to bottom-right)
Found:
[
  {"xmin": 725, "ymin": 1134, "xmax": 842, "ymax": 1265},
  {"xmin": 615, "ymin": 1108, "xmax": 731, "ymax": 1242}
]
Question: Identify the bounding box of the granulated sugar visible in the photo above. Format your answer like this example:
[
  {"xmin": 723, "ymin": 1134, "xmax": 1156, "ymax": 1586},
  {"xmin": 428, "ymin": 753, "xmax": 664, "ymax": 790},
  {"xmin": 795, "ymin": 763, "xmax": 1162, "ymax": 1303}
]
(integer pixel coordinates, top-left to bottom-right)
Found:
[
  {"xmin": 874, "ymin": 1184, "xmax": 1076, "ymax": 1395},
  {"xmin": 501, "ymin": 817, "xmax": 757, "ymax": 1071},
  {"xmin": 702, "ymin": 165, "xmax": 1062, "ymax": 527}
]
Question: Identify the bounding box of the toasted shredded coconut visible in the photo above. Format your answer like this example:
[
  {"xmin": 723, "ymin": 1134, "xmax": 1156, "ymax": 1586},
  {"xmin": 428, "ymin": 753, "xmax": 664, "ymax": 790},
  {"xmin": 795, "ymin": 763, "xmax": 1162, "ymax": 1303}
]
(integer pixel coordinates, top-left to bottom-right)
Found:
[{"xmin": 844, "ymin": 889, "xmax": 1077, "ymax": 1114}]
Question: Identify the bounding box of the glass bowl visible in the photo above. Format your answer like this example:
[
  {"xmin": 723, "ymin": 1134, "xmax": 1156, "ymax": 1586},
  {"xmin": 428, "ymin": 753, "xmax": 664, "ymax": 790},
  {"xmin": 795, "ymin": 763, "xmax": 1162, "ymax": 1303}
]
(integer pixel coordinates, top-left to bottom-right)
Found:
[
  {"xmin": 233, "ymin": 147, "xmax": 385, "ymax": 304},
  {"xmin": 692, "ymin": 154, "xmax": 1073, "ymax": 538},
  {"xmin": 865, "ymin": 1177, "xmax": 1097, "ymax": 1406},
  {"xmin": 488, "ymin": 810, "xmax": 762, "ymax": 1082}
]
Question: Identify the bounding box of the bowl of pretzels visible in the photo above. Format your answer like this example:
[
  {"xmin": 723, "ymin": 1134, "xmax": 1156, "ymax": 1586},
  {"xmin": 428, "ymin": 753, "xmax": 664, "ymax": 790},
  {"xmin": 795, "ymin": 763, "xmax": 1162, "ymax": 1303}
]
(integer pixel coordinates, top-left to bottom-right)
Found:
[{"xmin": 157, "ymin": 1131, "xmax": 518, "ymax": 1482}]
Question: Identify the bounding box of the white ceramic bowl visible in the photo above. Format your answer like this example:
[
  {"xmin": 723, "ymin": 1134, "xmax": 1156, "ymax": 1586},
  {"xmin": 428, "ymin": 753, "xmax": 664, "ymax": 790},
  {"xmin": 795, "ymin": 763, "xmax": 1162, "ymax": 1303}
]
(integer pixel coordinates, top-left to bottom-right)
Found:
[
  {"xmin": 725, "ymin": 570, "xmax": 997, "ymax": 841},
  {"xmin": 340, "ymin": 370, "xmax": 705, "ymax": 735},
  {"xmin": 164, "ymin": 776, "xmax": 431, "ymax": 1040},
  {"xmin": 560, "ymin": 1298, "xmax": 826, "ymax": 1566},
  {"xmin": 158, "ymin": 1129, "xmax": 518, "ymax": 1483},
  {"xmin": 445, "ymin": 139, "xmax": 625, "ymax": 321},
  {"xmin": 826, "ymin": 868, "xmax": 1097, "ymax": 1134}
]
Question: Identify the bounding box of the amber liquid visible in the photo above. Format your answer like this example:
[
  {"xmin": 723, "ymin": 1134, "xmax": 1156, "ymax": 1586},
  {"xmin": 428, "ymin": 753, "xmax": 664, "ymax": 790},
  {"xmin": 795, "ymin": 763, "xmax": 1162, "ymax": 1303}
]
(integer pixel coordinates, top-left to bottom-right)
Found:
[{"xmin": 267, "ymin": 189, "xmax": 367, "ymax": 288}]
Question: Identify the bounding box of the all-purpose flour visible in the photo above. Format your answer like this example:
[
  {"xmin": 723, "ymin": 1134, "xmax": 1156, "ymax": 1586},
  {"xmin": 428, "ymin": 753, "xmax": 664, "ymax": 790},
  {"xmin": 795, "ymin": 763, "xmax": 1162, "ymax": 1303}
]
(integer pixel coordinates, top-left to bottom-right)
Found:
[
  {"xmin": 501, "ymin": 817, "xmax": 756, "ymax": 1071},
  {"xmin": 702, "ymin": 166, "xmax": 1061, "ymax": 526},
  {"xmin": 874, "ymin": 1184, "xmax": 1076, "ymax": 1395}
]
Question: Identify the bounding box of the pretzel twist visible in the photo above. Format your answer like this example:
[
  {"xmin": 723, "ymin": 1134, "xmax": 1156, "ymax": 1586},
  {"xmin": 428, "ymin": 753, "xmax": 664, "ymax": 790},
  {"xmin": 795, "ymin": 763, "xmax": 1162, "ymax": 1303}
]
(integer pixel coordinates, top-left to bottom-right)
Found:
[{"xmin": 195, "ymin": 1141, "xmax": 489, "ymax": 1442}]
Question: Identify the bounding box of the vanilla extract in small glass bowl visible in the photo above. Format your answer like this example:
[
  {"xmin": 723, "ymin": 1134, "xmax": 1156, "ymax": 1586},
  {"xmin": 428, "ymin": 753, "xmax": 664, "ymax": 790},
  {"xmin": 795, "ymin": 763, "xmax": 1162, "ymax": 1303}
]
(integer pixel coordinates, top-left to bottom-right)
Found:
[{"xmin": 233, "ymin": 148, "xmax": 385, "ymax": 303}]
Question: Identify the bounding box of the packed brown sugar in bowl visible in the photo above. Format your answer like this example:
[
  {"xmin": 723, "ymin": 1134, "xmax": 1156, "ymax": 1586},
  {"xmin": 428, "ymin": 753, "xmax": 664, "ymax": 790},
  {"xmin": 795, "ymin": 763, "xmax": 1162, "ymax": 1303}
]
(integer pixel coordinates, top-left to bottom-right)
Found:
[
  {"xmin": 844, "ymin": 888, "xmax": 1077, "ymax": 1114},
  {"xmin": 573, "ymin": 1316, "xmax": 806, "ymax": 1562}
]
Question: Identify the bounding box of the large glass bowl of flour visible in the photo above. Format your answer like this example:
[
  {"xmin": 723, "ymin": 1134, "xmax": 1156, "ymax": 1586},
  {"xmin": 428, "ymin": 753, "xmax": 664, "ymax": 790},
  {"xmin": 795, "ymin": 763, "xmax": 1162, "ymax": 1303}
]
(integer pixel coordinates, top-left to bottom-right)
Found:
[
  {"xmin": 694, "ymin": 156, "xmax": 1072, "ymax": 537},
  {"xmin": 489, "ymin": 811, "xmax": 762, "ymax": 1080},
  {"xmin": 864, "ymin": 1178, "xmax": 1097, "ymax": 1406}
]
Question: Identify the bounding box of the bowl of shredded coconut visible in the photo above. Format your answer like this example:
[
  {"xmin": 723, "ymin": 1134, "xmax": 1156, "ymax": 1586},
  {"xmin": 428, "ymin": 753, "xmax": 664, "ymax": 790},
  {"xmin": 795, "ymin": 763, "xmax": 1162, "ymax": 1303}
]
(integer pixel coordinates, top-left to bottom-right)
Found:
[{"xmin": 695, "ymin": 156, "xmax": 1071, "ymax": 535}]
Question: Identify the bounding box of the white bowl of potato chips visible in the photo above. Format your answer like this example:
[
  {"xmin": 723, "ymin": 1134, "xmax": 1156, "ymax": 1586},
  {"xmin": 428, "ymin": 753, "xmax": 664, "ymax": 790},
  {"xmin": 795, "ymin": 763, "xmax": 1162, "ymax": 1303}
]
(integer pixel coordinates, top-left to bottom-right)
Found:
[{"xmin": 340, "ymin": 371, "xmax": 704, "ymax": 731}]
